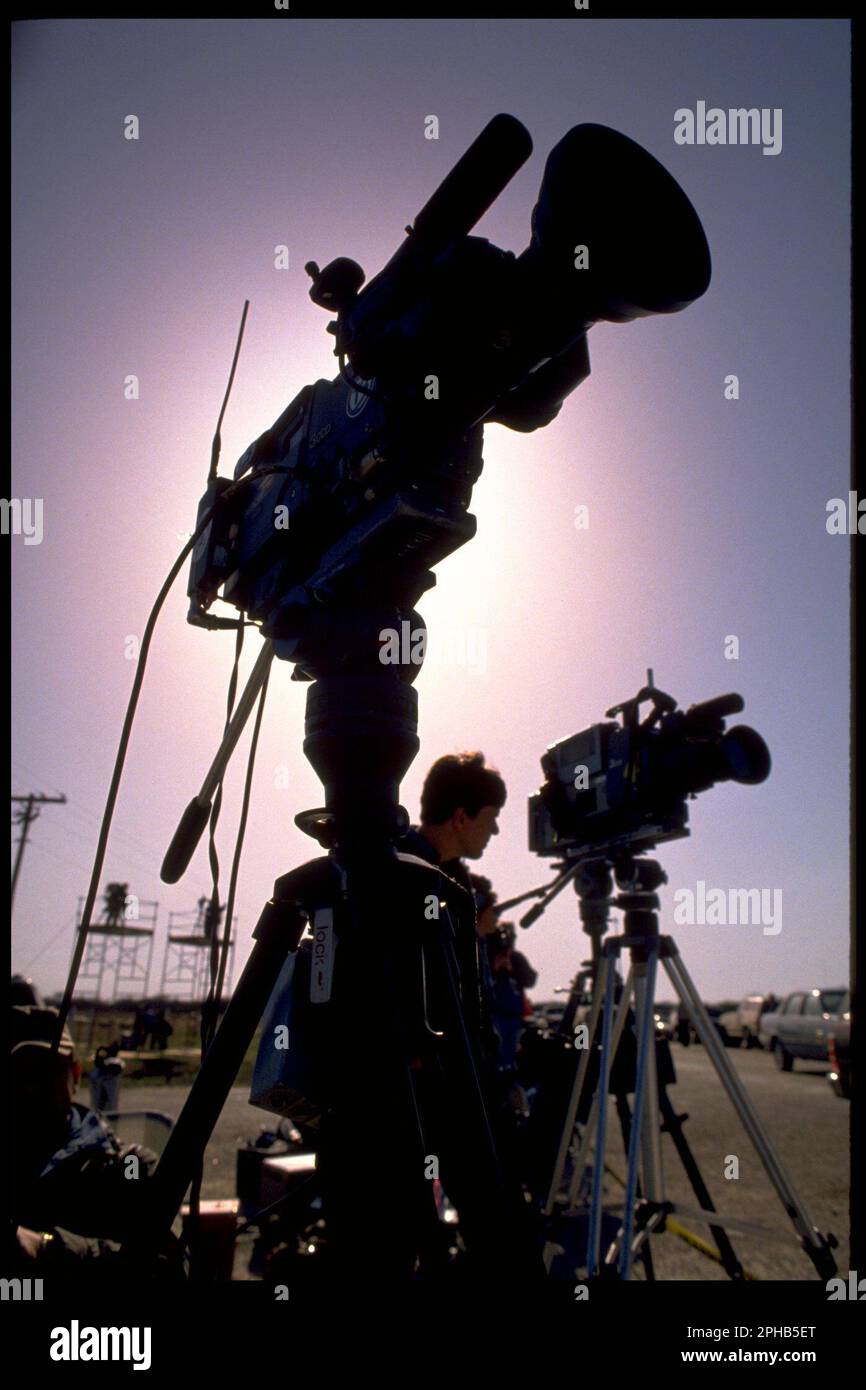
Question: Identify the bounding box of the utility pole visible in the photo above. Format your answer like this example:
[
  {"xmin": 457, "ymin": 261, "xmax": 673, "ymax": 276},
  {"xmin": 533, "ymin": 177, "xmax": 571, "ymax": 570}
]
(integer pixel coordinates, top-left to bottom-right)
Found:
[{"xmin": 11, "ymin": 792, "xmax": 67, "ymax": 912}]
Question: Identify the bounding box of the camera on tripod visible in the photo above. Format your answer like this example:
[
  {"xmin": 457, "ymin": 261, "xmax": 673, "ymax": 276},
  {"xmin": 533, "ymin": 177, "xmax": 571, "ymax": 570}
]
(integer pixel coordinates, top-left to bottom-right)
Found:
[{"xmin": 529, "ymin": 675, "xmax": 771, "ymax": 859}]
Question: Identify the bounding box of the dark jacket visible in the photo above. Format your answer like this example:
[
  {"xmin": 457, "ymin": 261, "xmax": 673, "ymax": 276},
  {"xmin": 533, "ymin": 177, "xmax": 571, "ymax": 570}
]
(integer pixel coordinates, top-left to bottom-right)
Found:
[
  {"xmin": 399, "ymin": 827, "xmax": 500, "ymax": 1072},
  {"xmin": 11, "ymin": 1104, "xmax": 180, "ymax": 1280},
  {"xmin": 399, "ymin": 826, "xmax": 473, "ymax": 892}
]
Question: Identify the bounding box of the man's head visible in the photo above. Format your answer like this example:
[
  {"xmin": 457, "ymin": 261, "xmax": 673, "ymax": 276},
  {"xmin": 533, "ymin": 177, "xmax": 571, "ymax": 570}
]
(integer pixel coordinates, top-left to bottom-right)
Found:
[
  {"xmin": 420, "ymin": 752, "xmax": 506, "ymax": 861},
  {"xmin": 11, "ymin": 974, "xmax": 41, "ymax": 1007},
  {"xmin": 11, "ymin": 1007, "xmax": 81, "ymax": 1155}
]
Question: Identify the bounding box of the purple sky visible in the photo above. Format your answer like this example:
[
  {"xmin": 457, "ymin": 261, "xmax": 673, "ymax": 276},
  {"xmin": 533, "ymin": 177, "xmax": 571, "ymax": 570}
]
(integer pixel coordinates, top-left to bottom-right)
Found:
[{"xmin": 11, "ymin": 18, "xmax": 850, "ymax": 1008}]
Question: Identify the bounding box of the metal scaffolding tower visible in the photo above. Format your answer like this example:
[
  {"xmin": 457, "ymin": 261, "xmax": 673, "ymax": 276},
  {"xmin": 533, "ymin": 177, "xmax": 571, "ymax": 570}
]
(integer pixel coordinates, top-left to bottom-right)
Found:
[
  {"xmin": 159, "ymin": 895, "xmax": 236, "ymax": 1002},
  {"xmin": 73, "ymin": 882, "xmax": 158, "ymax": 1003}
]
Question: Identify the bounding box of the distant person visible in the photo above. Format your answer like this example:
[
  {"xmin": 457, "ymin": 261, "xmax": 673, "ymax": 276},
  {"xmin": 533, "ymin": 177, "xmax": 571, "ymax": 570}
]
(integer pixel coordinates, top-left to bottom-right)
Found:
[
  {"xmin": 11, "ymin": 974, "xmax": 42, "ymax": 1007},
  {"xmin": 152, "ymin": 1008, "xmax": 173, "ymax": 1052},
  {"xmin": 470, "ymin": 879, "xmax": 537, "ymax": 1049},
  {"xmin": 87, "ymin": 1045, "xmax": 125, "ymax": 1113},
  {"xmin": 470, "ymin": 874, "xmax": 499, "ymax": 942},
  {"xmin": 465, "ymin": 882, "xmax": 535, "ymax": 1159},
  {"xmin": 201, "ymin": 897, "xmax": 224, "ymax": 943},
  {"xmin": 486, "ymin": 923, "xmax": 536, "ymax": 1074},
  {"xmin": 506, "ymin": 926, "xmax": 538, "ymax": 1000},
  {"xmin": 140, "ymin": 1003, "xmax": 158, "ymax": 1050},
  {"xmin": 487, "ymin": 927, "xmax": 525, "ymax": 1071}
]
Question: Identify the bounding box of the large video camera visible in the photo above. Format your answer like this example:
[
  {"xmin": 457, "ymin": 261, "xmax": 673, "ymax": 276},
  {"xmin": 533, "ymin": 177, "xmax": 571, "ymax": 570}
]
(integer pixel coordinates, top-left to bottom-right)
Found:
[
  {"xmin": 185, "ymin": 115, "xmax": 710, "ymax": 675},
  {"xmin": 529, "ymin": 676, "xmax": 771, "ymax": 859}
]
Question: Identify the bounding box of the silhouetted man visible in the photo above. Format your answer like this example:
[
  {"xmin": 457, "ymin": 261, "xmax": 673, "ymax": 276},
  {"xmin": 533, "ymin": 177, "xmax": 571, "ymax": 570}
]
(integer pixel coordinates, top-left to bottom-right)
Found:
[{"xmin": 401, "ymin": 751, "xmax": 505, "ymax": 893}]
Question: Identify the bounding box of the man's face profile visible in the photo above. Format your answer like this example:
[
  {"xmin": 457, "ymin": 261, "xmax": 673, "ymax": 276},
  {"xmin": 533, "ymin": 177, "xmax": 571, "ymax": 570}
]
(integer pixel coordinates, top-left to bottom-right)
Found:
[{"xmin": 454, "ymin": 804, "xmax": 499, "ymax": 859}]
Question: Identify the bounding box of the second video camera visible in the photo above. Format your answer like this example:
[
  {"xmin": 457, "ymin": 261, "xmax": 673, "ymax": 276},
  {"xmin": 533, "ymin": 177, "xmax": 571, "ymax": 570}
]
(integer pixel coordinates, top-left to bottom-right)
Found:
[{"xmin": 529, "ymin": 677, "xmax": 771, "ymax": 859}]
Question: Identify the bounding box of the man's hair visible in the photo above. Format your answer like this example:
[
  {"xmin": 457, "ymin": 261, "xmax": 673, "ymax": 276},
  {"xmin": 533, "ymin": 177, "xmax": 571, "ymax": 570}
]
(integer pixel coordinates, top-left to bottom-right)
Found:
[{"xmin": 420, "ymin": 752, "xmax": 506, "ymax": 825}]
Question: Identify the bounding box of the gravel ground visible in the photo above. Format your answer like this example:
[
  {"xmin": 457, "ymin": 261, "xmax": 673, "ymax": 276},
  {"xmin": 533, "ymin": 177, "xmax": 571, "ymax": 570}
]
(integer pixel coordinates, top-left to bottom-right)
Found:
[
  {"xmin": 115, "ymin": 1040, "xmax": 849, "ymax": 1283},
  {"xmin": 600, "ymin": 1043, "xmax": 849, "ymax": 1280}
]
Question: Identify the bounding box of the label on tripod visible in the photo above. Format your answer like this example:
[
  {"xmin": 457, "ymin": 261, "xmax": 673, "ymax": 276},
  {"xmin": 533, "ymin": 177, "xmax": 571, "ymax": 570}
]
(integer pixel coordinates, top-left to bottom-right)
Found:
[{"xmin": 310, "ymin": 909, "xmax": 335, "ymax": 1003}]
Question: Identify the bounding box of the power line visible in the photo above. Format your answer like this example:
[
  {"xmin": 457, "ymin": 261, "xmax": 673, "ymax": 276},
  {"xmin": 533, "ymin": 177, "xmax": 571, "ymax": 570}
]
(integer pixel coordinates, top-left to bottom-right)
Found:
[
  {"xmin": 12, "ymin": 840, "xmax": 87, "ymax": 878},
  {"xmin": 11, "ymin": 765, "xmax": 172, "ymax": 868},
  {"xmin": 21, "ymin": 836, "xmax": 140, "ymax": 883},
  {"xmin": 33, "ymin": 810, "xmax": 165, "ymax": 882},
  {"xmin": 18, "ymin": 912, "xmax": 77, "ymax": 973}
]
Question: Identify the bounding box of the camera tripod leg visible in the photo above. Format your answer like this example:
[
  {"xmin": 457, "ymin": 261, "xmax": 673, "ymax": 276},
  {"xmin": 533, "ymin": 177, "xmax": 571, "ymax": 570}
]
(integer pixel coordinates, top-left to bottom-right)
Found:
[
  {"xmin": 587, "ymin": 951, "xmax": 619, "ymax": 1276},
  {"xmin": 543, "ymin": 961, "xmax": 606, "ymax": 1218},
  {"xmin": 635, "ymin": 966, "xmax": 665, "ymax": 1206},
  {"xmin": 565, "ymin": 966, "xmax": 635, "ymax": 1210},
  {"xmin": 539, "ymin": 961, "xmax": 636, "ymax": 1273},
  {"xmin": 663, "ymin": 944, "xmax": 838, "ymax": 1280},
  {"xmin": 618, "ymin": 948, "xmax": 660, "ymax": 1278},
  {"xmin": 313, "ymin": 1032, "xmax": 441, "ymax": 1287},
  {"xmin": 145, "ymin": 888, "xmax": 313, "ymax": 1235},
  {"xmin": 610, "ymin": 1060, "xmax": 747, "ymax": 1280},
  {"xmin": 612, "ymin": 1094, "xmax": 656, "ymax": 1281},
  {"xmin": 540, "ymin": 966, "xmax": 604, "ymax": 1272},
  {"xmin": 657, "ymin": 1087, "xmax": 745, "ymax": 1279}
]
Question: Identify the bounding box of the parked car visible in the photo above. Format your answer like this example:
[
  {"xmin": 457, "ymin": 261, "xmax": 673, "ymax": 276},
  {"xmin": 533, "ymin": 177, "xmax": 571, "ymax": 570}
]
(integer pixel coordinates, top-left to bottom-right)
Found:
[
  {"xmin": 826, "ymin": 991, "xmax": 851, "ymax": 1098},
  {"xmin": 717, "ymin": 994, "xmax": 778, "ymax": 1049},
  {"xmin": 759, "ymin": 987, "xmax": 848, "ymax": 1070},
  {"xmin": 675, "ymin": 1002, "xmax": 737, "ymax": 1045},
  {"xmin": 653, "ymin": 1003, "xmax": 679, "ymax": 1040},
  {"xmin": 705, "ymin": 1001, "xmax": 739, "ymax": 1045},
  {"xmin": 534, "ymin": 999, "xmax": 567, "ymax": 1032}
]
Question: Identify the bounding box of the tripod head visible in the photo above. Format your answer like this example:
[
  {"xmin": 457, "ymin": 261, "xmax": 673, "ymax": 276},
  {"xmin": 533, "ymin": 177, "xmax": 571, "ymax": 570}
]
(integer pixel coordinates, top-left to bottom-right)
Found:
[
  {"xmin": 555, "ymin": 851, "xmax": 668, "ymax": 960},
  {"xmin": 295, "ymin": 667, "xmax": 420, "ymax": 853}
]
